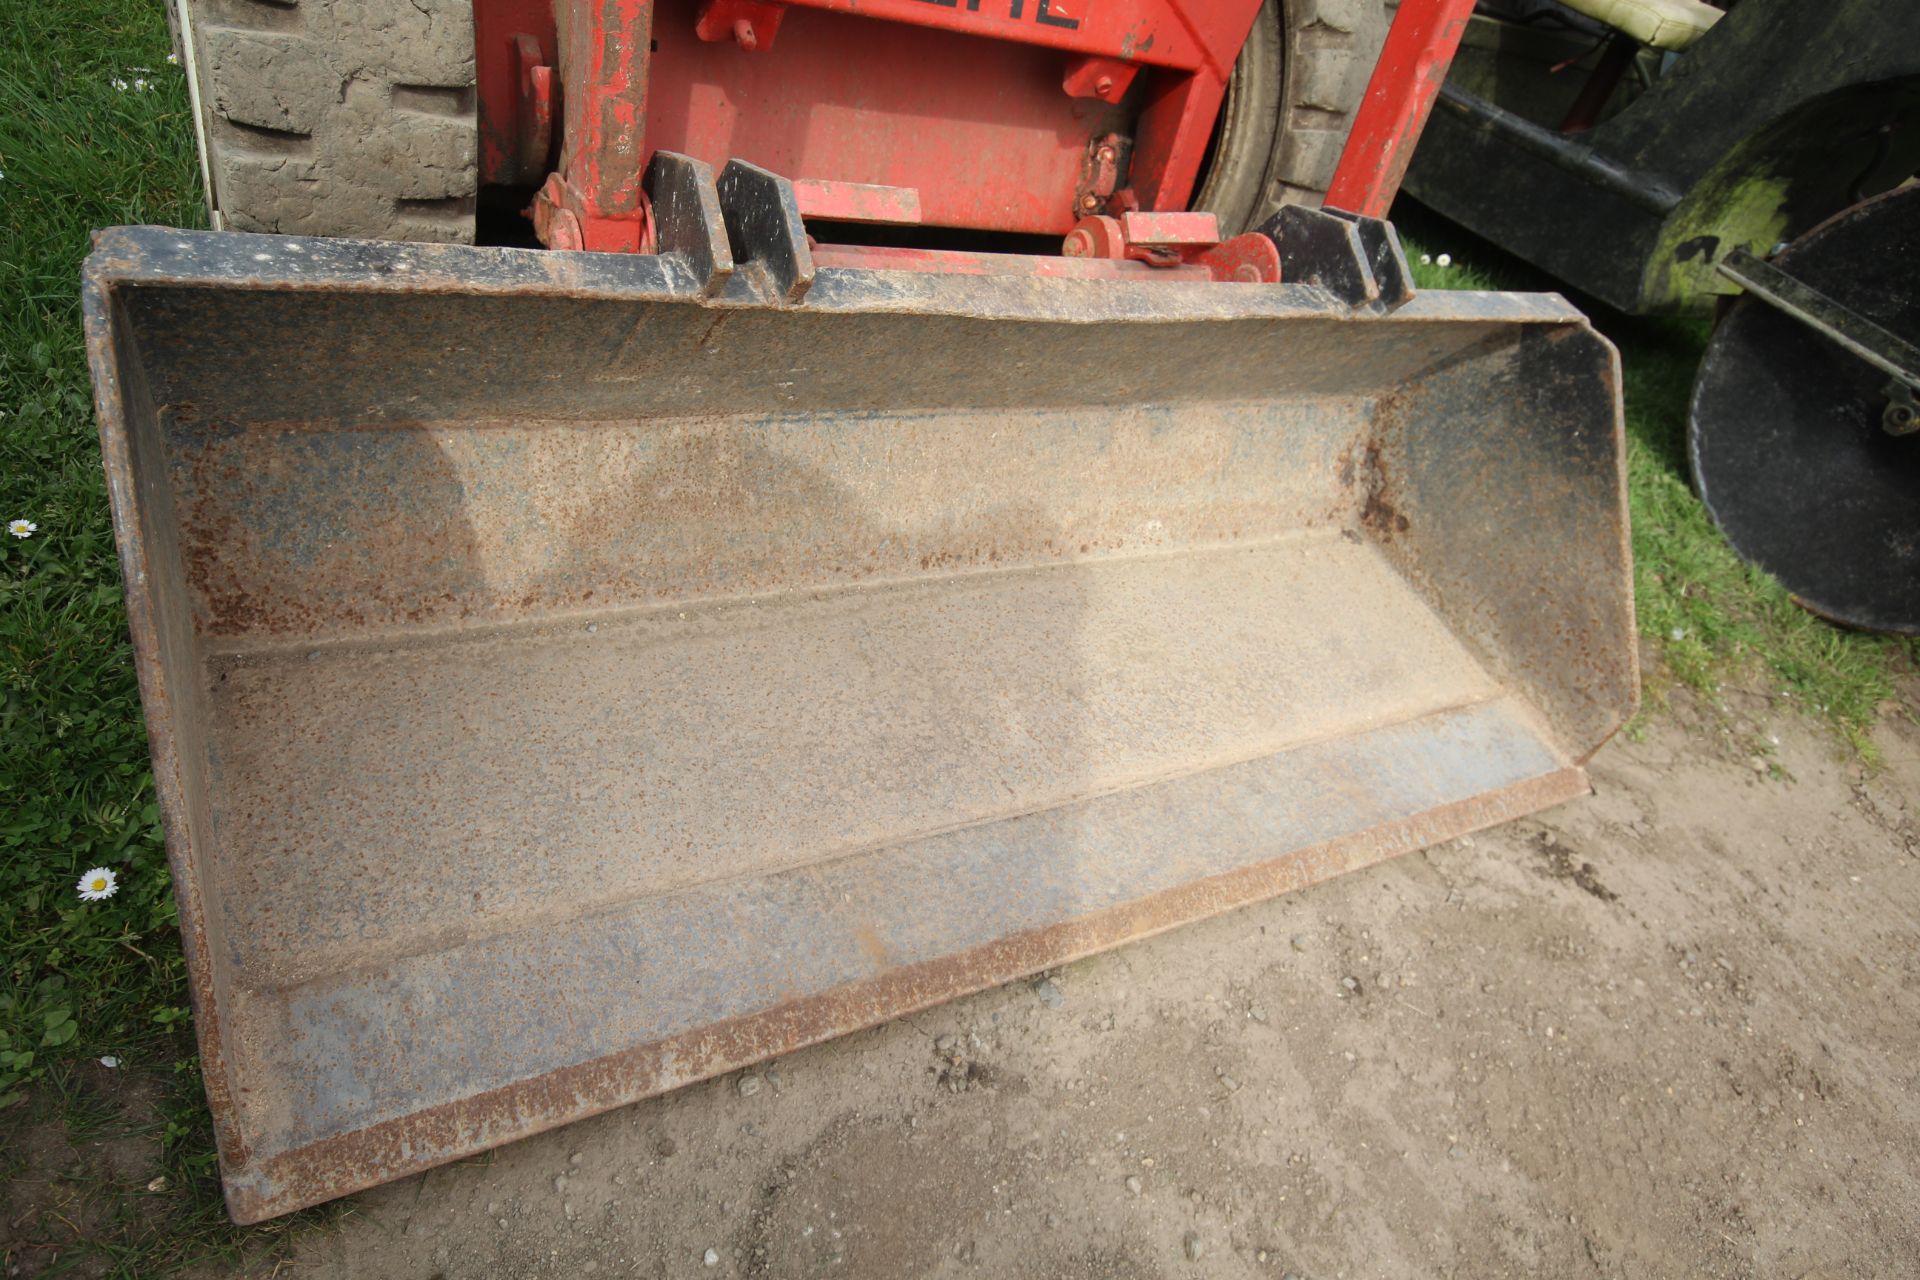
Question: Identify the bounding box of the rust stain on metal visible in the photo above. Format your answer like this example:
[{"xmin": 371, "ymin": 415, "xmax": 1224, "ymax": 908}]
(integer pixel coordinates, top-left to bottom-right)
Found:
[{"xmin": 224, "ymin": 766, "xmax": 1588, "ymax": 1224}]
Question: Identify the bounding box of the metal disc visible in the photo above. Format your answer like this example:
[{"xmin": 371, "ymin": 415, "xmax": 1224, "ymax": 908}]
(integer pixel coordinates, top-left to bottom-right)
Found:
[{"xmin": 1688, "ymin": 186, "xmax": 1920, "ymax": 633}]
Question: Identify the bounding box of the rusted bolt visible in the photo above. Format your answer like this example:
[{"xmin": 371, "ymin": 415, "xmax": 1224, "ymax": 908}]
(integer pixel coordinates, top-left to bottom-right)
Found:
[
  {"xmin": 1062, "ymin": 228, "xmax": 1093, "ymax": 257},
  {"xmin": 1095, "ymin": 76, "xmax": 1115, "ymax": 96},
  {"xmin": 732, "ymin": 18, "xmax": 757, "ymax": 48},
  {"xmin": 1079, "ymin": 193, "xmax": 1100, "ymax": 211},
  {"xmin": 1097, "ymin": 144, "xmax": 1117, "ymax": 163}
]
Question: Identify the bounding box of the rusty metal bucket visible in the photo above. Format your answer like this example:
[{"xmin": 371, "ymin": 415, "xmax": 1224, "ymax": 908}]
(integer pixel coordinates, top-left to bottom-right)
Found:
[{"xmin": 84, "ymin": 168, "xmax": 1633, "ymax": 1222}]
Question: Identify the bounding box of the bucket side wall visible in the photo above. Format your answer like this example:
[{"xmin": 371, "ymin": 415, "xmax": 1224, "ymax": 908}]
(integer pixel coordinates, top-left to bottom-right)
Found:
[
  {"xmin": 84, "ymin": 281, "xmax": 253, "ymax": 1171},
  {"xmin": 1366, "ymin": 322, "xmax": 1636, "ymax": 761}
]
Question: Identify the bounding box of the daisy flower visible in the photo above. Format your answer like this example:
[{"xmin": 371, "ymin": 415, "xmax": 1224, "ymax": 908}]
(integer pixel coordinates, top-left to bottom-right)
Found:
[
  {"xmin": 1419, "ymin": 253, "xmax": 1431, "ymax": 265},
  {"xmin": 77, "ymin": 867, "xmax": 119, "ymax": 901},
  {"xmin": 9, "ymin": 519, "xmax": 36, "ymax": 538},
  {"xmin": 1436, "ymin": 253, "xmax": 1453, "ymax": 268}
]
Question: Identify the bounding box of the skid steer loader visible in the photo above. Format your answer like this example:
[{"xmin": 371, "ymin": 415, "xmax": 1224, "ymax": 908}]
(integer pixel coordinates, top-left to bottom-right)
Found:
[{"xmin": 87, "ymin": 0, "xmax": 1634, "ymax": 1221}]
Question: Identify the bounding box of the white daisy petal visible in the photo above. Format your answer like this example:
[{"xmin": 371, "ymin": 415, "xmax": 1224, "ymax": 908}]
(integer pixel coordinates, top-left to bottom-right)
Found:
[
  {"xmin": 77, "ymin": 867, "xmax": 119, "ymax": 901},
  {"xmin": 8, "ymin": 519, "xmax": 36, "ymax": 538},
  {"xmin": 1436, "ymin": 253, "xmax": 1453, "ymax": 268}
]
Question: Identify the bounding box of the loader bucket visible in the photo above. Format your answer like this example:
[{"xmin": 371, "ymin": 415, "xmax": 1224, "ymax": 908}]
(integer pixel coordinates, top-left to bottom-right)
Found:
[{"xmin": 84, "ymin": 196, "xmax": 1632, "ymax": 1220}]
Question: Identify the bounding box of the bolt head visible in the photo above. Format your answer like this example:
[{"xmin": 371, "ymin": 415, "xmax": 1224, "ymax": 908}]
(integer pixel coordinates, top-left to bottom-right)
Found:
[
  {"xmin": 1079, "ymin": 194, "xmax": 1100, "ymax": 211},
  {"xmin": 1095, "ymin": 76, "xmax": 1115, "ymax": 95}
]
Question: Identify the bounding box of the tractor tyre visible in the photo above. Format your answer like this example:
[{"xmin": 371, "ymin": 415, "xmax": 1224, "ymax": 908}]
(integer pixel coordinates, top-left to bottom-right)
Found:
[
  {"xmin": 169, "ymin": 0, "xmax": 479, "ymax": 242},
  {"xmin": 1195, "ymin": 0, "xmax": 1396, "ymax": 232}
]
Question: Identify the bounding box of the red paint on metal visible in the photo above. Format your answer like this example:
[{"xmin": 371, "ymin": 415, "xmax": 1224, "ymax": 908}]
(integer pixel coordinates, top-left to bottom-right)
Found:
[
  {"xmin": 1059, "ymin": 210, "xmax": 1279, "ymax": 282},
  {"xmin": 1323, "ymin": 0, "xmax": 1476, "ymax": 219},
  {"xmin": 642, "ymin": 3, "xmax": 1131, "ymax": 234},
  {"xmin": 1195, "ymin": 232, "xmax": 1282, "ymax": 284},
  {"xmin": 1129, "ymin": 69, "xmax": 1228, "ymax": 211},
  {"xmin": 695, "ymin": 0, "xmax": 789, "ymax": 48},
  {"xmin": 512, "ymin": 35, "xmax": 556, "ymax": 179},
  {"xmin": 766, "ymin": 0, "xmax": 1246, "ymax": 73},
  {"xmin": 1062, "ymin": 54, "xmax": 1139, "ymax": 103},
  {"xmin": 1119, "ymin": 210, "xmax": 1221, "ymax": 244},
  {"xmin": 475, "ymin": 0, "xmax": 556, "ymax": 186},
  {"xmin": 478, "ymin": 0, "xmax": 1261, "ymax": 239},
  {"xmin": 809, "ymin": 241, "xmax": 1213, "ymax": 278},
  {"xmin": 531, "ymin": 0, "xmax": 661, "ymax": 249},
  {"xmin": 792, "ymin": 178, "xmax": 924, "ymax": 224}
]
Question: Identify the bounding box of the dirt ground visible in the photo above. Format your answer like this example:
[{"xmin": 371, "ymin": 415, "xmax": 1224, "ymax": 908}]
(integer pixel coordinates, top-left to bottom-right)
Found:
[{"xmin": 18, "ymin": 688, "xmax": 1920, "ymax": 1279}]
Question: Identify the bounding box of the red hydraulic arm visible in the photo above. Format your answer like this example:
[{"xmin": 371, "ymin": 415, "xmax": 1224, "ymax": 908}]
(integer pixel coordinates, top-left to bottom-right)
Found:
[{"xmin": 1323, "ymin": 0, "xmax": 1478, "ymax": 219}]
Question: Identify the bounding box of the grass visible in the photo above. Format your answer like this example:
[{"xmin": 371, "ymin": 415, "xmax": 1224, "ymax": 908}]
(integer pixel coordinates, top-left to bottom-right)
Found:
[
  {"xmin": 0, "ymin": 2, "xmax": 1910, "ymax": 1270},
  {"xmin": 0, "ymin": 0, "xmax": 330, "ymax": 1272}
]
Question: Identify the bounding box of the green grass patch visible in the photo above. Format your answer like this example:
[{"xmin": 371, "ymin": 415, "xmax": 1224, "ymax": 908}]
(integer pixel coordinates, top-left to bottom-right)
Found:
[
  {"xmin": 1404, "ymin": 228, "xmax": 1916, "ymax": 757},
  {"xmin": 0, "ymin": 0, "xmax": 330, "ymax": 1272}
]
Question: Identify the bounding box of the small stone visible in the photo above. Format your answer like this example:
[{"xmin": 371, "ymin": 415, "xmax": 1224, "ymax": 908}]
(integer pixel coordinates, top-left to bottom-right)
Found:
[
  {"xmin": 585, "ymin": 623, "xmax": 598, "ymax": 634},
  {"xmin": 704, "ymin": 1247, "xmax": 720, "ymax": 1266},
  {"xmin": 935, "ymin": 1034, "xmax": 956, "ymax": 1054},
  {"xmin": 1125, "ymin": 1175, "xmax": 1143, "ymax": 1196},
  {"xmin": 1248, "ymin": 1006, "xmax": 1268, "ymax": 1024},
  {"xmin": 1340, "ymin": 976, "xmax": 1361, "ymax": 994},
  {"xmin": 146, "ymin": 1175, "xmax": 168, "ymax": 1193},
  {"xmin": 737, "ymin": 1074, "xmax": 763, "ymax": 1097},
  {"xmin": 1034, "ymin": 977, "xmax": 1066, "ymax": 1009},
  {"xmin": 1220, "ymin": 1074, "xmax": 1242, "ymax": 1092},
  {"xmin": 656, "ymin": 1136, "xmax": 678, "ymax": 1158},
  {"xmin": 1045, "ymin": 1213, "xmax": 1060, "ymax": 1229},
  {"xmin": 582, "ymin": 1264, "xmax": 598, "ymax": 1275},
  {"xmin": 1289, "ymin": 933, "xmax": 1310, "ymax": 953},
  {"xmin": 1541, "ymin": 830, "xmax": 1557, "ymax": 846},
  {"xmin": 498, "ymin": 1219, "xmax": 509, "ymax": 1229},
  {"xmin": 1448, "ymin": 1144, "xmax": 1463, "ymax": 1159},
  {"xmin": 569, "ymin": 1152, "xmax": 584, "ymax": 1166},
  {"xmin": 553, "ymin": 1175, "xmax": 568, "ymax": 1193},
  {"xmin": 1184, "ymin": 1232, "xmax": 1204, "ymax": 1262},
  {"xmin": 1258, "ymin": 1251, "xmax": 1269, "ymax": 1263},
  {"xmin": 1749, "ymin": 756, "xmax": 1769, "ymax": 775}
]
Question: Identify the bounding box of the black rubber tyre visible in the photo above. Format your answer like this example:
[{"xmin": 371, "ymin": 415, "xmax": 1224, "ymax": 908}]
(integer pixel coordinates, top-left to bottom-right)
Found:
[
  {"xmin": 171, "ymin": 0, "xmax": 479, "ymax": 242},
  {"xmin": 1194, "ymin": 0, "xmax": 1396, "ymax": 232}
]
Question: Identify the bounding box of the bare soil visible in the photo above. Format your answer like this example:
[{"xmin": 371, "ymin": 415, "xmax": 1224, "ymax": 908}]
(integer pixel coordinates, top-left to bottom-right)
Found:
[{"xmin": 33, "ymin": 692, "xmax": 1920, "ymax": 1279}]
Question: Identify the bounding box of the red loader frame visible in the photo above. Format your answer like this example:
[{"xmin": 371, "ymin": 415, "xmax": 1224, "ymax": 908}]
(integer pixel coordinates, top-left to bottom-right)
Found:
[{"xmin": 473, "ymin": 0, "xmax": 1472, "ymax": 255}]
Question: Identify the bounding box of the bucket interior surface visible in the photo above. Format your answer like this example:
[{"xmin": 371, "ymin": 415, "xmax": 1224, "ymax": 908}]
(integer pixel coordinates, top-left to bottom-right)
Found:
[{"xmin": 85, "ymin": 229, "xmax": 1633, "ymax": 1220}]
